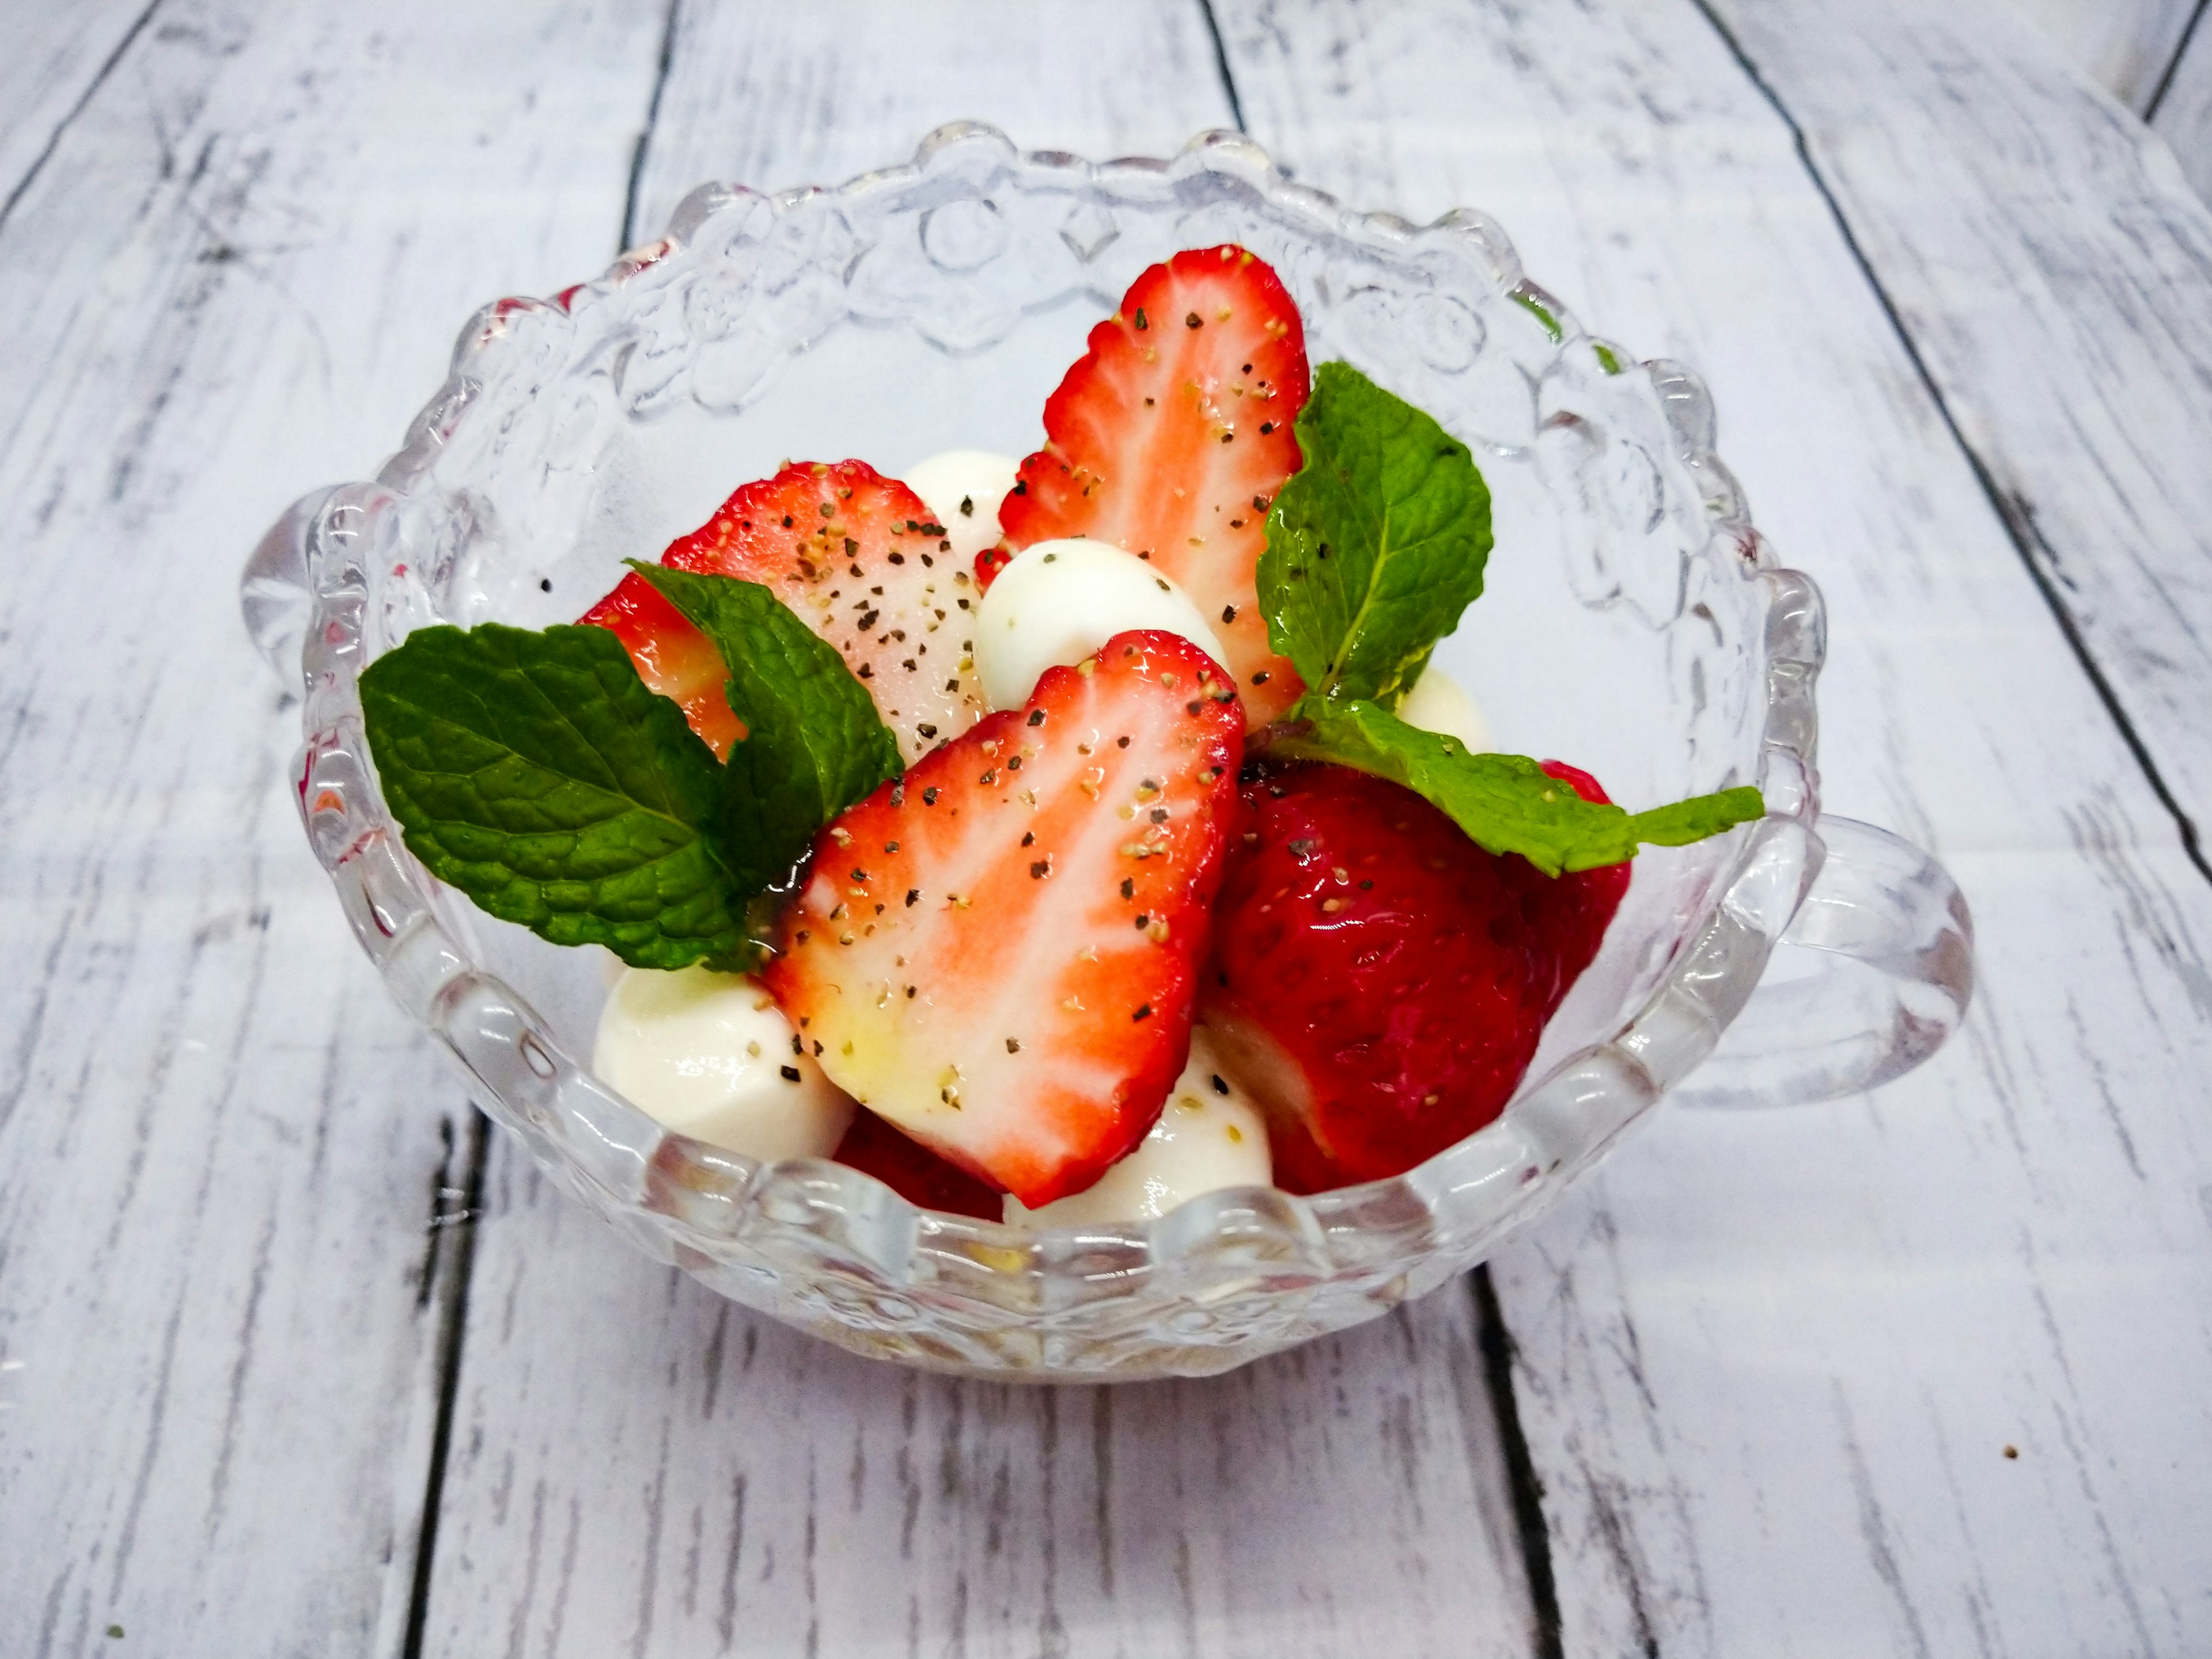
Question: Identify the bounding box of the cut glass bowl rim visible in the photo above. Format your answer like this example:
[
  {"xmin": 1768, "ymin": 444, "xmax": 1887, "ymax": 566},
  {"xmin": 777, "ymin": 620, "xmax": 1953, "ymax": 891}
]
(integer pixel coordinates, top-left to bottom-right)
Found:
[{"xmin": 264, "ymin": 123, "xmax": 1825, "ymax": 1342}]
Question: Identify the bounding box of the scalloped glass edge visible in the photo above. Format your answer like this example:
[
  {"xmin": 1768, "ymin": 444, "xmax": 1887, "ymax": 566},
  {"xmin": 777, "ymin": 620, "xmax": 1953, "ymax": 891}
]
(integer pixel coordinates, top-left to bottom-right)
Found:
[{"xmin": 247, "ymin": 124, "xmax": 1826, "ymax": 1380}]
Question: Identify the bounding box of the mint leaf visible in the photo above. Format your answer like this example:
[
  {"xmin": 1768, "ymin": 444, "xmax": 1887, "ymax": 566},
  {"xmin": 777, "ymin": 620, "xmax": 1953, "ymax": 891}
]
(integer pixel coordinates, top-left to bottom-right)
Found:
[
  {"xmin": 1268, "ymin": 698, "xmax": 1764, "ymax": 876},
  {"xmin": 1621, "ymin": 792, "xmax": 1772, "ymax": 849},
  {"xmin": 630, "ymin": 563, "xmax": 902, "ymax": 892},
  {"xmin": 1259, "ymin": 361, "xmax": 1493, "ymax": 708},
  {"xmin": 1255, "ymin": 363, "xmax": 1758, "ymax": 873},
  {"xmin": 359, "ymin": 623, "xmax": 755, "ymax": 969}
]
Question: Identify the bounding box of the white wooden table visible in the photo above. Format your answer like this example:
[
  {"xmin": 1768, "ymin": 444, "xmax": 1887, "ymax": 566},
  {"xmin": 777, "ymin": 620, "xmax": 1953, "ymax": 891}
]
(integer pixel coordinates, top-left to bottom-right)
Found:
[{"xmin": 6, "ymin": 2, "xmax": 2211, "ymax": 1654}]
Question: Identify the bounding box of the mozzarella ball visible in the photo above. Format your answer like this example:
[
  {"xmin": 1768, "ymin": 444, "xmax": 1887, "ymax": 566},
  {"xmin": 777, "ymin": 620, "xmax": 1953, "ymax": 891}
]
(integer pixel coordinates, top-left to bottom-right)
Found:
[
  {"xmin": 975, "ymin": 537, "xmax": 1230, "ymax": 711},
  {"xmin": 1399, "ymin": 663, "xmax": 1490, "ymax": 752},
  {"xmin": 594, "ymin": 965, "xmax": 856, "ymax": 1161},
  {"xmin": 903, "ymin": 449, "xmax": 1021, "ymax": 567},
  {"xmin": 1005, "ymin": 1028, "xmax": 1272, "ymax": 1226}
]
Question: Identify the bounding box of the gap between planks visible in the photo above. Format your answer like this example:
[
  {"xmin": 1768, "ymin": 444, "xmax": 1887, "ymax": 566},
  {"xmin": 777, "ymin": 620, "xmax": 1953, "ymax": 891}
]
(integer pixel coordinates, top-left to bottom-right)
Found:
[
  {"xmin": 620, "ymin": 0, "xmax": 685, "ymax": 256},
  {"xmin": 2144, "ymin": 0, "xmax": 2212, "ymax": 120},
  {"xmin": 1196, "ymin": 0, "xmax": 1249, "ymax": 135},
  {"xmin": 1685, "ymin": 0, "xmax": 2212, "ymax": 891},
  {"xmin": 402, "ymin": 3, "xmax": 685, "ymax": 1654},
  {"xmin": 1194, "ymin": 16, "xmax": 1567, "ymax": 1654},
  {"xmin": 396, "ymin": 1, "xmax": 684, "ymax": 1635},
  {"xmin": 0, "ymin": 0, "xmax": 164, "ymax": 236},
  {"xmin": 400, "ymin": 4, "xmax": 679, "ymax": 1639},
  {"xmin": 401, "ymin": 1109, "xmax": 489, "ymax": 1659},
  {"xmin": 1472, "ymin": 1267, "xmax": 1567, "ymax": 1659}
]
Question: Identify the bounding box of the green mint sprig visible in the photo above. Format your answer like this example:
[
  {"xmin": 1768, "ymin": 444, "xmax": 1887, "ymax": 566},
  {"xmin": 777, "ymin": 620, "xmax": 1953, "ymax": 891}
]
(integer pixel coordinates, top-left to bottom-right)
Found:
[
  {"xmin": 1259, "ymin": 361, "xmax": 1763, "ymax": 870},
  {"xmin": 1268, "ymin": 699, "xmax": 1764, "ymax": 877},
  {"xmin": 358, "ymin": 623, "xmax": 756, "ymax": 969},
  {"xmin": 358, "ymin": 573, "xmax": 903, "ymax": 974}
]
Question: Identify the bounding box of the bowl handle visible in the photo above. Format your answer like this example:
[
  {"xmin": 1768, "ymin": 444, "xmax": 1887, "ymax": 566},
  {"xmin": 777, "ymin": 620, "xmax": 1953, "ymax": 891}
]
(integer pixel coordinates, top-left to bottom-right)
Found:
[
  {"xmin": 240, "ymin": 486, "xmax": 339, "ymax": 688},
  {"xmin": 1677, "ymin": 816, "xmax": 1974, "ymax": 1107}
]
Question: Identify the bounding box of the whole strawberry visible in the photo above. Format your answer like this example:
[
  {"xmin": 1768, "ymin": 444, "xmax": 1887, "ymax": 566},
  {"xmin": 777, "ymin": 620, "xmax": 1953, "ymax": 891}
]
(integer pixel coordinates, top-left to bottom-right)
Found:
[{"xmin": 1199, "ymin": 760, "xmax": 1630, "ymax": 1193}]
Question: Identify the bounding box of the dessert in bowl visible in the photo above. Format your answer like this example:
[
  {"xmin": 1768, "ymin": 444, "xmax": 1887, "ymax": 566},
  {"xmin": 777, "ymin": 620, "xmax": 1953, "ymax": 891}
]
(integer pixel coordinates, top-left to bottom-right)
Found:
[{"xmin": 241, "ymin": 126, "xmax": 1972, "ymax": 1380}]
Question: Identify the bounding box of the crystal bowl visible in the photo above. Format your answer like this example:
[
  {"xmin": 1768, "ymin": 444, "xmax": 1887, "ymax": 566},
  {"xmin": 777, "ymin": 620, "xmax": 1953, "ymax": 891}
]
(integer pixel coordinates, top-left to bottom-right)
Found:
[{"xmin": 242, "ymin": 126, "xmax": 1972, "ymax": 1381}]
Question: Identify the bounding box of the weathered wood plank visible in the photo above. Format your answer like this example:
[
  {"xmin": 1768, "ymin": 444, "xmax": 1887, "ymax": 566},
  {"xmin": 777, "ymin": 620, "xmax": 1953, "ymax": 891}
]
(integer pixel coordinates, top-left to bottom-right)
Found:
[
  {"xmin": 1709, "ymin": 0, "xmax": 2212, "ymax": 847},
  {"xmin": 2151, "ymin": 5, "xmax": 2212, "ymax": 204},
  {"xmin": 0, "ymin": 1, "xmax": 670, "ymax": 1653},
  {"xmin": 416, "ymin": 5, "xmax": 1542, "ymax": 1655},
  {"xmin": 427, "ymin": 1161, "xmax": 1540, "ymax": 1659},
  {"xmin": 1214, "ymin": 0, "xmax": 2212, "ymax": 1653}
]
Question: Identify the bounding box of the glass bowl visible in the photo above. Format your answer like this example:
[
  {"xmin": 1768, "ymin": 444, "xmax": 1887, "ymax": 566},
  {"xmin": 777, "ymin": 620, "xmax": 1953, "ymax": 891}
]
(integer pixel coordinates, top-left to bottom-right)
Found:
[{"xmin": 242, "ymin": 126, "xmax": 1972, "ymax": 1381}]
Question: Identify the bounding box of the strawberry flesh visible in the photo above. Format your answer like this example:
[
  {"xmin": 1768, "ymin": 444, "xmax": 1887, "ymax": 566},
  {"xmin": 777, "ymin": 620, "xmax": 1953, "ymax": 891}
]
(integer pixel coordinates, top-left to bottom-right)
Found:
[
  {"xmin": 1199, "ymin": 761, "xmax": 1630, "ymax": 1194},
  {"xmin": 992, "ymin": 245, "xmax": 1310, "ymax": 724},
  {"xmin": 578, "ymin": 571, "xmax": 746, "ymax": 759},
  {"xmin": 582, "ymin": 460, "xmax": 987, "ymax": 764},
  {"xmin": 764, "ymin": 631, "xmax": 1245, "ymax": 1208}
]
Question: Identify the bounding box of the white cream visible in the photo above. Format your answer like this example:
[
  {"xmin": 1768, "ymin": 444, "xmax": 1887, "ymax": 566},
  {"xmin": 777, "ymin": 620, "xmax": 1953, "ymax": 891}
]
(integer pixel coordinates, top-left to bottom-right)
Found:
[
  {"xmin": 594, "ymin": 965, "xmax": 856, "ymax": 1161},
  {"xmin": 1399, "ymin": 663, "xmax": 1490, "ymax": 752},
  {"xmin": 1005, "ymin": 1028, "xmax": 1271, "ymax": 1226},
  {"xmin": 974, "ymin": 537, "xmax": 1230, "ymax": 711},
  {"xmin": 903, "ymin": 449, "xmax": 1021, "ymax": 567}
]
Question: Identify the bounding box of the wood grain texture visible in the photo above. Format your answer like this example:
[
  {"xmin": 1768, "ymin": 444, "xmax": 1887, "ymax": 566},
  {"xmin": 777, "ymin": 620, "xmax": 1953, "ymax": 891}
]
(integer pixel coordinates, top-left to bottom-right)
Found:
[
  {"xmin": 1998, "ymin": 0, "xmax": 2200, "ymax": 110},
  {"xmin": 2152, "ymin": 5, "xmax": 2212, "ymax": 203},
  {"xmin": 1213, "ymin": 0, "xmax": 2212, "ymax": 1653},
  {"xmin": 13, "ymin": 2, "xmax": 2211, "ymax": 1655},
  {"xmin": 1708, "ymin": 0, "xmax": 2212, "ymax": 849},
  {"xmin": 0, "ymin": 1, "xmax": 669, "ymax": 1653},
  {"xmin": 416, "ymin": 5, "xmax": 1541, "ymax": 1655}
]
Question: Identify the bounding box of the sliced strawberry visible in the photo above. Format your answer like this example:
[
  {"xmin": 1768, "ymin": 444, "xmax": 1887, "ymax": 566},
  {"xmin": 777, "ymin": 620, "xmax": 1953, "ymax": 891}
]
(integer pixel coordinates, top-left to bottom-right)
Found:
[
  {"xmin": 578, "ymin": 574, "xmax": 745, "ymax": 759},
  {"xmin": 583, "ymin": 460, "xmax": 988, "ymax": 764},
  {"xmin": 832, "ymin": 1108, "xmax": 1003, "ymax": 1220},
  {"xmin": 764, "ymin": 631, "xmax": 1244, "ymax": 1208},
  {"xmin": 1199, "ymin": 761, "xmax": 1630, "ymax": 1194},
  {"xmin": 993, "ymin": 245, "xmax": 1310, "ymax": 724}
]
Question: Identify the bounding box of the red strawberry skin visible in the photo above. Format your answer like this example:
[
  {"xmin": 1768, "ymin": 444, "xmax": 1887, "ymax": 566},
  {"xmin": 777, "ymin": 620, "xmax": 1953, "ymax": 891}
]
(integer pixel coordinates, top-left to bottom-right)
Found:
[
  {"xmin": 764, "ymin": 631, "xmax": 1244, "ymax": 1208},
  {"xmin": 1198, "ymin": 762, "xmax": 1630, "ymax": 1194},
  {"xmin": 832, "ymin": 1108, "xmax": 1003, "ymax": 1220},
  {"xmin": 582, "ymin": 460, "xmax": 987, "ymax": 764},
  {"xmin": 993, "ymin": 245, "xmax": 1310, "ymax": 724},
  {"xmin": 578, "ymin": 573, "xmax": 746, "ymax": 759}
]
